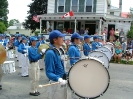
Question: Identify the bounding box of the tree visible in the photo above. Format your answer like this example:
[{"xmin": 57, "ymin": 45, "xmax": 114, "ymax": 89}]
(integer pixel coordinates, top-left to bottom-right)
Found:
[
  {"xmin": 127, "ymin": 26, "xmax": 133, "ymax": 39},
  {"xmin": 9, "ymin": 19, "xmax": 20, "ymax": 26},
  {"xmin": 0, "ymin": 0, "xmax": 9, "ymax": 27},
  {"xmin": 0, "ymin": 22, "xmax": 6, "ymax": 33},
  {"xmin": 23, "ymin": 0, "xmax": 47, "ymax": 33}
]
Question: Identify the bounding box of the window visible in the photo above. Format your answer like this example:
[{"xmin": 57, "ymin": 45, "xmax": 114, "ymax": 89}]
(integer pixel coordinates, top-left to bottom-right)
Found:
[
  {"xmin": 57, "ymin": 22, "xmax": 64, "ymax": 29},
  {"xmin": 58, "ymin": 0, "xmax": 64, "ymax": 12},
  {"xmin": 72, "ymin": 0, "xmax": 78, "ymax": 12},
  {"xmin": 110, "ymin": 12, "xmax": 114, "ymax": 15},
  {"xmin": 86, "ymin": 0, "xmax": 93, "ymax": 12}
]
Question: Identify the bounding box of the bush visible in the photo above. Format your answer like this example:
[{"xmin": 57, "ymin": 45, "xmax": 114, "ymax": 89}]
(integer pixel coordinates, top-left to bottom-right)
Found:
[
  {"xmin": 0, "ymin": 22, "xmax": 6, "ymax": 33},
  {"xmin": 34, "ymin": 31, "xmax": 46, "ymax": 36}
]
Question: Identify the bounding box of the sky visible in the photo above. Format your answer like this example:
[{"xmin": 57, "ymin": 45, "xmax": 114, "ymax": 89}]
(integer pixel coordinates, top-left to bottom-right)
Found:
[{"xmin": 7, "ymin": 0, "xmax": 133, "ymax": 23}]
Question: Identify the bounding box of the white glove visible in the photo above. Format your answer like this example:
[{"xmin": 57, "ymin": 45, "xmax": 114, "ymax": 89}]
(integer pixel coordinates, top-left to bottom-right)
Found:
[
  {"xmin": 41, "ymin": 49, "xmax": 46, "ymax": 53},
  {"xmin": 58, "ymin": 78, "xmax": 67, "ymax": 85},
  {"xmin": 23, "ymin": 50, "xmax": 27, "ymax": 52}
]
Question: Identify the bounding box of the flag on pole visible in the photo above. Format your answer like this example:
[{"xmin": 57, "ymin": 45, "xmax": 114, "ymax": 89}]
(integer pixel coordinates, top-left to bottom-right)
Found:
[
  {"xmin": 32, "ymin": 14, "xmax": 39, "ymax": 22},
  {"xmin": 62, "ymin": 11, "xmax": 74, "ymax": 19}
]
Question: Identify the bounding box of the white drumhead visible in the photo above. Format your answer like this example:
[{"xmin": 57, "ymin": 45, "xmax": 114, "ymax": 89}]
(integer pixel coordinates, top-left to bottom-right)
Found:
[
  {"xmin": 68, "ymin": 59, "xmax": 110, "ymax": 98},
  {"xmin": 89, "ymin": 51, "xmax": 109, "ymax": 68},
  {"xmin": 104, "ymin": 43, "xmax": 115, "ymax": 56},
  {"xmin": 96, "ymin": 47, "xmax": 112, "ymax": 61}
]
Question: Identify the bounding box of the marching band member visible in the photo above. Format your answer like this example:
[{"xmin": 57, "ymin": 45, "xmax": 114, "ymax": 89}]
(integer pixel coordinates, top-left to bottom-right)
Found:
[
  {"xmin": 92, "ymin": 36, "xmax": 100, "ymax": 51},
  {"xmin": 0, "ymin": 66, "xmax": 3, "ymax": 90},
  {"xmin": 36, "ymin": 36, "xmax": 45, "ymax": 70},
  {"xmin": 68, "ymin": 32, "xmax": 82, "ymax": 66},
  {"xmin": 18, "ymin": 36, "xmax": 29, "ymax": 77},
  {"xmin": 0, "ymin": 34, "xmax": 4, "ymax": 46},
  {"xmin": 14, "ymin": 34, "xmax": 22, "ymax": 67},
  {"xmin": 83, "ymin": 35, "xmax": 92, "ymax": 56},
  {"xmin": 44, "ymin": 30, "xmax": 68, "ymax": 99},
  {"xmin": 28, "ymin": 37, "xmax": 45, "ymax": 96},
  {"xmin": 41, "ymin": 35, "xmax": 46, "ymax": 44}
]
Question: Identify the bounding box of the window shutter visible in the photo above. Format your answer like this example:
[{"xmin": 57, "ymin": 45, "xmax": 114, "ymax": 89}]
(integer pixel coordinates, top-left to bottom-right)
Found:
[
  {"xmin": 93, "ymin": 0, "xmax": 97, "ymax": 12},
  {"xmin": 54, "ymin": 21, "xmax": 57, "ymax": 29},
  {"xmin": 65, "ymin": 0, "xmax": 70, "ymax": 12},
  {"xmin": 55, "ymin": 0, "xmax": 57, "ymax": 13},
  {"xmin": 79, "ymin": 0, "xmax": 85, "ymax": 12}
]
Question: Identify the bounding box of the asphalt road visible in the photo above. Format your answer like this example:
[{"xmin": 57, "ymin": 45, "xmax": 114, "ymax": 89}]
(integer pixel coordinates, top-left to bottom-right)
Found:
[{"xmin": 0, "ymin": 58, "xmax": 133, "ymax": 99}]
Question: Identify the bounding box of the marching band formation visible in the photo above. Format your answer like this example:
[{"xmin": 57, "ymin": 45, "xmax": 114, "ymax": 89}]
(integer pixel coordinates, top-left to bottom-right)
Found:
[{"xmin": 0, "ymin": 30, "xmax": 115, "ymax": 99}]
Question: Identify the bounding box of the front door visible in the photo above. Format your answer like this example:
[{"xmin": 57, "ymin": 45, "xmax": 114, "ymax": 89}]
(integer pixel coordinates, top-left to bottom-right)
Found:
[
  {"xmin": 108, "ymin": 24, "xmax": 115, "ymax": 40},
  {"xmin": 85, "ymin": 24, "xmax": 96, "ymax": 35},
  {"xmin": 64, "ymin": 21, "xmax": 70, "ymax": 31}
]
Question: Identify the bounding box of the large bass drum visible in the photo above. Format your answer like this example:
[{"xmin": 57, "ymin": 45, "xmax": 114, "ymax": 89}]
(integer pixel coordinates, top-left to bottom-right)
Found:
[
  {"xmin": 68, "ymin": 58, "xmax": 110, "ymax": 98},
  {"xmin": 104, "ymin": 43, "xmax": 115, "ymax": 56},
  {"xmin": 96, "ymin": 47, "xmax": 112, "ymax": 61},
  {"xmin": 89, "ymin": 51, "xmax": 109, "ymax": 68}
]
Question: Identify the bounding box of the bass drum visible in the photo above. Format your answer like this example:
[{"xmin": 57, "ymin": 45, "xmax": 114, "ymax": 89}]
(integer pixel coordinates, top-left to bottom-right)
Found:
[
  {"xmin": 104, "ymin": 43, "xmax": 115, "ymax": 56},
  {"xmin": 89, "ymin": 51, "xmax": 109, "ymax": 68},
  {"xmin": 68, "ymin": 57, "xmax": 110, "ymax": 98},
  {"xmin": 96, "ymin": 47, "xmax": 112, "ymax": 61}
]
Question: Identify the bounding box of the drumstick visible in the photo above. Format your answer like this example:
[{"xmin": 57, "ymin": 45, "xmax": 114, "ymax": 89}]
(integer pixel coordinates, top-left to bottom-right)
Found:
[{"xmin": 39, "ymin": 82, "xmax": 60, "ymax": 88}]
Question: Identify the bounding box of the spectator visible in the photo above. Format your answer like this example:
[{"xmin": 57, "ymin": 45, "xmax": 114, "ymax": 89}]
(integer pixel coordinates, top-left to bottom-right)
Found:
[
  {"xmin": 84, "ymin": 28, "xmax": 89, "ymax": 35},
  {"xmin": 114, "ymin": 39, "xmax": 121, "ymax": 48},
  {"xmin": 114, "ymin": 46, "xmax": 122, "ymax": 63},
  {"xmin": 122, "ymin": 40, "xmax": 127, "ymax": 53},
  {"xmin": 79, "ymin": 28, "xmax": 84, "ymax": 35},
  {"xmin": 109, "ymin": 28, "xmax": 115, "ymax": 41},
  {"xmin": 114, "ymin": 29, "xmax": 119, "ymax": 40},
  {"xmin": 127, "ymin": 40, "xmax": 132, "ymax": 55},
  {"xmin": 126, "ymin": 50, "xmax": 132, "ymax": 64},
  {"xmin": 67, "ymin": 28, "xmax": 72, "ymax": 34},
  {"xmin": 103, "ymin": 27, "xmax": 108, "ymax": 40},
  {"xmin": 119, "ymin": 29, "xmax": 125, "ymax": 43}
]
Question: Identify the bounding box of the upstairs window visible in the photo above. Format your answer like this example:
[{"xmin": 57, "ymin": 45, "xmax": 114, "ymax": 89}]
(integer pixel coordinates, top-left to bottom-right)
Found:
[
  {"xmin": 86, "ymin": 0, "xmax": 93, "ymax": 12},
  {"xmin": 72, "ymin": 0, "xmax": 78, "ymax": 12},
  {"xmin": 58, "ymin": 0, "xmax": 64, "ymax": 12},
  {"xmin": 110, "ymin": 12, "xmax": 114, "ymax": 15}
]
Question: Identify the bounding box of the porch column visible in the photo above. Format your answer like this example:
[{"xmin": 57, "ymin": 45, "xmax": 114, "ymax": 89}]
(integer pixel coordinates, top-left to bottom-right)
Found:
[
  {"xmin": 99, "ymin": 19, "xmax": 102, "ymax": 35},
  {"xmin": 40, "ymin": 18, "xmax": 42, "ymax": 34},
  {"xmin": 74, "ymin": 19, "xmax": 77, "ymax": 32},
  {"xmin": 47, "ymin": 21, "xmax": 50, "ymax": 34}
]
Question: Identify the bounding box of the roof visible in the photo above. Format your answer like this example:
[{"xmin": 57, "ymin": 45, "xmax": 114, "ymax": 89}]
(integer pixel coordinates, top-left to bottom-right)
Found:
[
  {"xmin": 7, "ymin": 26, "xmax": 18, "ymax": 29},
  {"xmin": 121, "ymin": 12, "xmax": 130, "ymax": 18}
]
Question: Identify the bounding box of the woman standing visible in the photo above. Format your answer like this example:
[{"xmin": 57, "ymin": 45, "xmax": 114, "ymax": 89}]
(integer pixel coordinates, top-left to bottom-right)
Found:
[{"xmin": 114, "ymin": 29, "xmax": 119, "ymax": 40}]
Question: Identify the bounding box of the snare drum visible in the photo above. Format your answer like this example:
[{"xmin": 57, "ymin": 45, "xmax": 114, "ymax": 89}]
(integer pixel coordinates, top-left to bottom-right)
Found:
[
  {"xmin": 7, "ymin": 50, "xmax": 15, "ymax": 59},
  {"xmin": 68, "ymin": 58, "xmax": 110, "ymax": 98},
  {"xmin": 96, "ymin": 47, "xmax": 112, "ymax": 61},
  {"xmin": 104, "ymin": 43, "xmax": 115, "ymax": 56},
  {"xmin": 89, "ymin": 51, "xmax": 109, "ymax": 68},
  {"xmin": 2, "ymin": 61, "xmax": 16, "ymax": 74}
]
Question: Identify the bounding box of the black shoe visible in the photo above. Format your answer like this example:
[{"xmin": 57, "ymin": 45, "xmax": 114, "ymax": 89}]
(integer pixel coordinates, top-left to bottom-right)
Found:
[
  {"xmin": 36, "ymin": 92, "xmax": 40, "ymax": 95},
  {"xmin": 0, "ymin": 87, "xmax": 2, "ymax": 90},
  {"xmin": 29, "ymin": 92, "xmax": 38, "ymax": 96},
  {"xmin": 17, "ymin": 60, "xmax": 19, "ymax": 61},
  {"xmin": 0, "ymin": 85, "xmax": 2, "ymax": 87},
  {"xmin": 22, "ymin": 75, "xmax": 29, "ymax": 77},
  {"xmin": 40, "ymin": 68, "xmax": 44, "ymax": 70}
]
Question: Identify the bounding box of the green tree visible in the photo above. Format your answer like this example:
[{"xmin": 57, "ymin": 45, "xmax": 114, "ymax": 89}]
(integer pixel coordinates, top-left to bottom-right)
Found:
[
  {"xmin": 127, "ymin": 26, "xmax": 133, "ymax": 38},
  {"xmin": 0, "ymin": 22, "xmax": 6, "ymax": 33},
  {"xmin": 0, "ymin": 0, "xmax": 9, "ymax": 27},
  {"xmin": 23, "ymin": 0, "xmax": 47, "ymax": 33},
  {"xmin": 9, "ymin": 19, "xmax": 20, "ymax": 26}
]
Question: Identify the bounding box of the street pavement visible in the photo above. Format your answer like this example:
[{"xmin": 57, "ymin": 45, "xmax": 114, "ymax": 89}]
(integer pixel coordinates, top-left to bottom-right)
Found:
[{"xmin": 0, "ymin": 58, "xmax": 133, "ymax": 99}]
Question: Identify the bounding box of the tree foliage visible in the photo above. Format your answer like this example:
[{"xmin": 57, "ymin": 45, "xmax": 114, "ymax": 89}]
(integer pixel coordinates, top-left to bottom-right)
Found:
[
  {"xmin": 9, "ymin": 19, "xmax": 20, "ymax": 26},
  {"xmin": 127, "ymin": 26, "xmax": 133, "ymax": 38},
  {"xmin": 0, "ymin": 0, "xmax": 9, "ymax": 27},
  {"xmin": 0, "ymin": 22, "xmax": 6, "ymax": 33},
  {"xmin": 23, "ymin": 0, "xmax": 48, "ymax": 33}
]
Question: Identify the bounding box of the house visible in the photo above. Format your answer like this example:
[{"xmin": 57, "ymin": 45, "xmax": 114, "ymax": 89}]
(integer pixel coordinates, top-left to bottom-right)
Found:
[
  {"xmin": 6, "ymin": 23, "xmax": 34, "ymax": 36},
  {"xmin": 37, "ymin": 0, "xmax": 132, "ymax": 37}
]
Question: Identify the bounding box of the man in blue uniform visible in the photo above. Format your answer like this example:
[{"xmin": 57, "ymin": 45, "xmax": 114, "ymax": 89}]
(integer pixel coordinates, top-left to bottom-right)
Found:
[
  {"xmin": 18, "ymin": 36, "xmax": 29, "ymax": 77},
  {"xmin": 92, "ymin": 36, "xmax": 100, "ymax": 51},
  {"xmin": 28, "ymin": 37, "xmax": 45, "ymax": 96},
  {"xmin": 83, "ymin": 35, "xmax": 92, "ymax": 56},
  {"xmin": 68, "ymin": 32, "xmax": 82, "ymax": 66},
  {"xmin": 45, "ymin": 30, "xmax": 67, "ymax": 99}
]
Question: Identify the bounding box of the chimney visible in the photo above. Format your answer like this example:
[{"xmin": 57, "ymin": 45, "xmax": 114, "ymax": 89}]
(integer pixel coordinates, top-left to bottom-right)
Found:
[{"xmin": 119, "ymin": 0, "xmax": 122, "ymax": 9}]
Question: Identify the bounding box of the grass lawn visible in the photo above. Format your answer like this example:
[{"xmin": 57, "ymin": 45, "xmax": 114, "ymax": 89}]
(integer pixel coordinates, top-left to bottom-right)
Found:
[{"xmin": 110, "ymin": 59, "xmax": 133, "ymax": 65}]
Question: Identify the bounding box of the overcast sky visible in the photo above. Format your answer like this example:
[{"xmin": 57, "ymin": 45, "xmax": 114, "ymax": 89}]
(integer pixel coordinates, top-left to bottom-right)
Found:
[{"xmin": 7, "ymin": 0, "xmax": 133, "ymax": 22}]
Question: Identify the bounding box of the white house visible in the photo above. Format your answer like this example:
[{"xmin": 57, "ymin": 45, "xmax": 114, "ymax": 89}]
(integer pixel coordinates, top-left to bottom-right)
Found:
[{"xmin": 37, "ymin": 0, "xmax": 131, "ymax": 37}]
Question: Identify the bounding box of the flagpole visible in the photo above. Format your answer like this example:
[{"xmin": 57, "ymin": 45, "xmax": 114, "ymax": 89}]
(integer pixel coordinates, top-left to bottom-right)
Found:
[
  {"xmin": 74, "ymin": 18, "xmax": 76, "ymax": 32},
  {"xmin": 40, "ymin": 18, "xmax": 42, "ymax": 34}
]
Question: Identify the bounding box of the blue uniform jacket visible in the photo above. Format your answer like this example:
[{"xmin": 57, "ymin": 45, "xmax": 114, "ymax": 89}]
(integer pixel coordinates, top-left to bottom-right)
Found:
[
  {"xmin": 36, "ymin": 41, "xmax": 45, "ymax": 48},
  {"xmin": 83, "ymin": 43, "xmax": 91, "ymax": 56},
  {"xmin": 45, "ymin": 46, "xmax": 65, "ymax": 82},
  {"xmin": 28, "ymin": 46, "xmax": 42, "ymax": 61},
  {"xmin": 18, "ymin": 43, "xmax": 27, "ymax": 54},
  {"xmin": 68, "ymin": 43, "xmax": 81, "ymax": 66},
  {"xmin": 92, "ymin": 42, "xmax": 99, "ymax": 51},
  {"xmin": 14, "ymin": 40, "xmax": 20, "ymax": 47}
]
